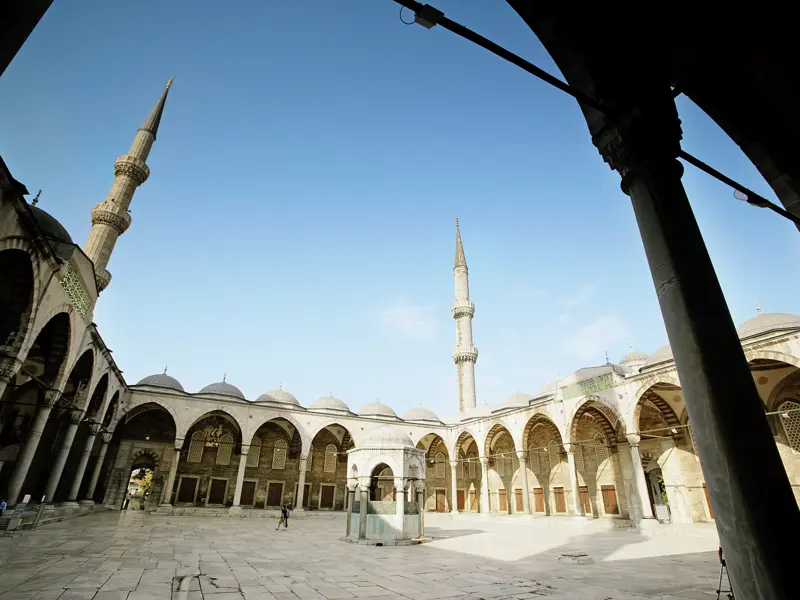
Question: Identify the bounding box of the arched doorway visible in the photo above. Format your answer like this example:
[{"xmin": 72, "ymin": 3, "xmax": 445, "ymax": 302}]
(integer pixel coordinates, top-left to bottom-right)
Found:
[
  {"xmin": 416, "ymin": 433, "xmax": 449, "ymax": 512},
  {"xmin": 370, "ymin": 463, "xmax": 394, "ymax": 501},
  {"xmin": 453, "ymin": 430, "xmax": 481, "ymax": 512},
  {"xmin": 304, "ymin": 423, "xmax": 353, "ymax": 510},
  {"xmin": 244, "ymin": 417, "xmax": 303, "ymax": 510},
  {"xmin": 522, "ymin": 415, "xmax": 568, "ymax": 516},
  {"xmin": 484, "ymin": 424, "xmax": 516, "ymax": 514},
  {"xmin": 123, "ymin": 450, "xmax": 159, "ymax": 511}
]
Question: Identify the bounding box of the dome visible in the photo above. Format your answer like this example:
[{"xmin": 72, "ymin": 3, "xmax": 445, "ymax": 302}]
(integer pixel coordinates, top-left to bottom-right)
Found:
[
  {"xmin": 310, "ymin": 395, "xmax": 352, "ymax": 413},
  {"xmin": 363, "ymin": 426, "xmax": 414, "ymax": 448},
  {"xmin": 620, "ymin": 346, "xmax": 648, "ymax": 364},
  {"xmin": 198, "ymin": 381, "xmax": 245, "ymax": 399},
  {"xmin": 136, "ymin": 373, "xmax": 184, "ymax": 392},
  {"xmin": 642, "ymin": 344, "xmax": 673, "ymax": 369},
  {"xmin": 359, "ymin": 401, "xmax": 399, "ymax": 419},
  {"xmin": 402, "ymin": 406, "xmax": 442, "ymax": 423},
  {"xmin": 30, "ymin": 205, "xmax": 75, "ymax": 261},
  {"xmin": 256, "ymin": 389, "xmax": 300, "ymax": 406},
  {"xmin": 500, "ymin": 392, "xmax": 534, "ymax": 407},
  {"xmin": 535, "ymin": 380, "xmax": 559, "ymax": 397},
  {"xmin": 736, "ymin": 313, "xmax": 800, "ymax": 339}
]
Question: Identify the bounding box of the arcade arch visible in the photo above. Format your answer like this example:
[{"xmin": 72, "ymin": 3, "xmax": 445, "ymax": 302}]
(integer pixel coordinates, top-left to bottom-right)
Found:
[
  {"xmin": 522, "ymin": 414, "xmax": 570, "ymax": 516},
  {"xmin": 416, "ymin": 433, "xmax": 450, "ymax": 512},
  {"xmin": 484, "ymin": 424, "xmax": 517, "ymax": 514}
]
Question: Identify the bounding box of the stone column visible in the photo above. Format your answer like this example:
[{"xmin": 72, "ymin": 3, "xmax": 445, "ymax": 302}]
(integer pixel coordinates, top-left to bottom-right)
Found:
[
  {"xmin": 0, "ymin": 356, "xmax": 22, "ymax": 403},
  {"xmin": 565, "ymin": 446, "xmax": 582, "ymax": 516},
  {"xmin": 295, "ymin": 454, "xmax": 308, "ymax": 511},
  {"xmin": 44, "ymin": 408, "xmax": 84, "ymax": 505},
  {"xmin": 358, "ymin": 485, "xmax": 369, "ymax": 539},
  {"xmin": 345, "ymin": 485, "xmax": 355, "ymax": 537},
  {"xmin": 516, "ymin": 451, "xmax": 532, "ymax": 515},
  {"xmin": 83, "ymin": 431, "xmax": 113, "ymax": 503},
  {"xmin": 229, "ymin": 447, "xmax": 249, "ymax": 512},
  {"xmin": 598, "ymin": 96, "xmax": 800, "ymax": 598},
  {"xmin": 479, "ymin": 456, "xmax": 490, "ymax": 513},
  {"xmin": 395, "ymin": 478, "xmax": 405, "ymax": 534},
  {"xmin": 449, "ymin": 460, "xmax": 459, "ymax": 513},
  {"xmin": 160, "ymin": 442, "xmax": 182, "ymax": 506},
  {"xmin": 64, "ymin": 424, "xmax": 102, "ymax": 506},
  {"xmin": 417, "ymin": 486, "xmax": 425, "ymax": 539},
  {"xmin": 6, "ymin": 390, "xmax": 61, "ymax": 505},
  {"xmin": 626, "ymin": 434, "xmax": 654, "ymax": 520}
]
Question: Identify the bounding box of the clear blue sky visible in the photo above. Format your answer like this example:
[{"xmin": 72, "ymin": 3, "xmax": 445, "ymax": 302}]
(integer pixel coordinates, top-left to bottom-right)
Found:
[{"xmin": 1, "ymin": 0, "xmax": 798, "ymax": 418}]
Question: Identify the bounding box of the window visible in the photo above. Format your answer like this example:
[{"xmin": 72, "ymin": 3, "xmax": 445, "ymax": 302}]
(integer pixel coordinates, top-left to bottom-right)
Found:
[
  {"xmin": 306, "ymin": 446, "xmax": 313, "ymax": 471},
  {"xmin": 187, "ymin": 430, "xmax": 205, "ymax": 463},
  {"xmin": 779, "ymin": 400, "xmax": 800, "ymax": 452},
  {"xmin": 573, "ymin": 444, "xmax": 584, "ymax": 471},
  {"xmin": 594, "ymin": 433, "xmax": 609, "ymax": 464},
  {"xmin": 216, "ymin": 433, "xmax": 234, "ymax": 466},
  {"xmin": 246, "ymin": 436, "xmax": 261, "ymax": 467},
  {"xmin": 468, "ymin": 453, "xmax": 476, "ymax": 479},
  {"xmin": 324, "ymin": 443, "xmax": 337, "ymax": 473},
  {"xmin": 528, "ymin": 445, "xmax": 539, "ymax": 474},
  {"xmin": 272, "ymin": 438, "xmax": 288, "ymax": 470},
  {"xmin": 435, "ymin": 452, "xmax": 445, "ymax": 479}
]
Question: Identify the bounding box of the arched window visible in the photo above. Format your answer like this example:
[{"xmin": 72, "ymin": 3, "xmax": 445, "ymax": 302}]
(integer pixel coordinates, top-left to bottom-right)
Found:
[
  {"xmin": 573, "ymin": 444, "xmax": 585, "ymax": 471},
  {"xmin": 216, "ymin": 433, "xmax": 234, "ymax": 466},
  {"xmin": 434, "ymin": 452, "xmax": 445, "ymax": 479},
  {"xmin": 246, "ymin": 436, "xmax": 261, "ymax": 468},
  {"xmin": 306, "ymin": 446, "xmax": 313, "ymax": 471},
  {"xmin": 528, "ymin": 444, "xmax": 540, "ymax": 474},
  {"xmin": 272, "ymin": 438, "xmax": 288, "ymax": 470},
  {"xmin": 187, "ymin": 430, "xmax": 205, "ymax": 463},
  {"xmin": 324, "ymin": 443, "xmax": 337, "ymax": 473},
  {"xmin": 468, "ymin": 453, "xmax": 476, "ymax": 479},
  {"xmin": 593, "ymin": 433, "xmax": 609, "ymax": 464},
  {"xmin": 548, "ymin": 440, "xmax": 560, "ymax": 471},
  {"xmin": 779, "ymin": 400, "xmax": 800, "ymax": 452}
]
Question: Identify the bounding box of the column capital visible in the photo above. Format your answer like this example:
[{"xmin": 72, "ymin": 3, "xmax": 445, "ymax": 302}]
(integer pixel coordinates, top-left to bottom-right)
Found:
[
  {"xmin": 626, "ymin": 433, "xmax": 642, "ymax": 447},
  {"xmin": 449, "ymin": 459, "xmax": 459, "ymax": 469},
  {"xmin": 479, "ymin": 456, "xmax": 489, "ymax": 467},
  {"xmin": 88, "ymin": 423, "xmax": 103, "ymax": 435},
  {"xmin": 173, "ymin": 439, "xmax": 184, "ymax": 451},
  {"xmin": 239, "ymin": 445, "xmax": 249, "ymax": 456},
  {"xmin": 516, "ymin": 450, "xmax": 527, "ymax": 462},
  {"xmin": 0, "ymin": 356, "xmax": 22, "ymax": 383},
  {"xmin": 42, "ymin": 389, "xmax": 62, "ymax": 407},
  {"xmin": 67, "ymin": 408, "xmax": 84, "ymax": 424},
  {"xmin": 563, "ymin": 443, "xmax": 576, "ymax": 454},
  {"xmin": 101, "ymin": 432, "xmax": 113, "ymax": 443}
]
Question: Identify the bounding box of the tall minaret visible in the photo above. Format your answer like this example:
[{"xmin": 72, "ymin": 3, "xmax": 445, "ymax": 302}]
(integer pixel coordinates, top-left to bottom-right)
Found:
[
  {"xmin": 452, "ymin": 218, "xmax": 478, "ymax": 412},
  {"xmin": 84, "ymin": 78, "xmax": 174, "ymax": 292}
]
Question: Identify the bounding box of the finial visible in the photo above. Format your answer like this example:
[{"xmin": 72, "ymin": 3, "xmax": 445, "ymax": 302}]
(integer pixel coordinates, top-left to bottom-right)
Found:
[
  {"xmin": 166, "ymin": 76, "xmax": 174, "ymax": 89},
  {"xmin": 629, "ymin": 344, "xmax": 634, "ymax": 351},
  {"xmin": 31, "ymin": 189, "xmax": 41, "ymax": 206},
  {"xmin": 755, "ymin": 301, "xmax": 762, "ymax": 314},
  {"xmin": 279, "ymin": 382, "xmax": 282, "ymax": 390},
  {"xmin": 456, "ymin": 217, "xmax": 459, "ymax": 228},
  {"xmin": 163, "ymin": 365, "xmax": 168, "ymax": 374},
  {"xmin": 223, "ymin": 373, "xmax": 227, "ymax": 383},
  {"xmin": 605, "ymin": 350, "xmax": 610, "ymax": 364}
]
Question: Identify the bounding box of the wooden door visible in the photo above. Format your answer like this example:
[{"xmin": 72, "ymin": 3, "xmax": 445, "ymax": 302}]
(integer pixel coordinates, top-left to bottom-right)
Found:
[
  {"xmin": 553, "ymin": 487, "xmax": 566, "ymax": 513},
  {"xmin": 533, "ymin": 488, "xmax": 544, "ymax": 512},
  {"xmin": 320, "ymin": 485, "xmax": 335, "ymax": 509},
  {"xmin": 302, "ymin": 483, "xmax": 311, "ymax": 508},
  {"xmin": 208, "ymin": 479, "xmax": 227, "ymax": 505},
  {"xmin": 456, "ymin": 489, "xmax": 465, "ymax": 511},
  {"xmin": 240, "ymin": 481, "xmax": 256, "ymax": 506},
  {"xmin": 703, "ymin": 482, "xmax": 714, "ymax": 518},
  {"xmin": 266, "ymin": 482, "xmax": 283, "ymax": 507},
  {"xmin": 514, "ymin": 489, "xmax": 523, "ymax": 512},
  {"xmin": 435, "ymin": 489, "xmax": 447, "ymax": 512},
  {"xmin": 469, "ymin": 490, "xmax": 478, "ymax": 511},
  {"xmin": 177, "ymin": 477, "xmax": 198, "ymax": 504},
  {"xmin": 579, "ymin": 486, "xmax": 591, "ymax": 515},
  {"xmin": 601, "ymin": 485, "xmax": 619, "ymax": 514},
  {"xmin": 498, "ymin": 489, "xmax": 507, "ymax": 512}
]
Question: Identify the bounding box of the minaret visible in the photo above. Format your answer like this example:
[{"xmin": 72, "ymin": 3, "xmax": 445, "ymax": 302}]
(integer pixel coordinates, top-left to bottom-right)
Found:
[
  {"xmin": 84, "ymin": 78, "xmax": 174, "ymax": 292},
  {"xmin": 452, "ymin": 218, "xmax": 478, "ymax": 412}
]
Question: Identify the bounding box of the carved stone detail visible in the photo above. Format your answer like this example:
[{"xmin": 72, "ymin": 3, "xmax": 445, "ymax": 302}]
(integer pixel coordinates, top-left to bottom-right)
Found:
[
  {"xmin": 0, "ymin": 357, "xmax": 22, "ymax": 383},
  {"xmin": 95, "ymin": 269, "xmax": 112, "ymax": 292},
  {"xmin": 89, "ymin": 423, "xmax": 103, "ymax": 435},
  {"xmin": 113, "ymin": 154, "xmax": 150, "ymax": 185},
  {"xmin": 43, "ymin": 390, "xmax": 62, "ymax": 407},
  {"xmin": 91, "ymin": 204, "xmax": 131, "ymax": 234},
  {"xmin": 102, "ymin": 432, "xmax": 114, "ymax": 444},
  {"xmin": 60, "ymin": 263, "xmax": 91, "ymax": 318}
]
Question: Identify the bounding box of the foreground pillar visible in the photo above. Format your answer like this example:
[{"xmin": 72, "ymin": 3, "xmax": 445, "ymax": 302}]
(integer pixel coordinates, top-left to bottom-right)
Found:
[
  {"xmin": 84, "ymin": 431, "xmax": 113, "ymax": 503},
  {"xmin": 395, "ymin": 478, "xmax": 405, "ymax": 533},
  {"xmin": 230, "ymin": 447, "xmax": 249, "ymax": 511},
  {"xmin": 516, "ymin": 451, "xmax": 532, "ymax": 514},
  {"xmin": 479, "ymin": 457, "xmax": 490, "ymax": 513},
  {"xmin": 64, "ymin": 424, "xmax": 102, "ymax": 506},
  {"xmin": 449, "ymin": 460, "xmax": 459, "ymax": 513},
  {"xmin": 358, "ymin": 485, "xmax": 368, "ymax": 539},
  {"xmin": 598, "ymin": 95, "xmax": 800, "ymax": 599},
  {"xmin": 626, "ymin": 434, "xmax": 654, "ymax": 520},
  {"xmin": 565, "ymin": 446, "xmax": 582, "ymax": 516},
  {"xmin": 296, "ymin": 454, "xmax": 308, "ymax": 511},
  {"xmin": 345, "ymin": 485, "xmax": 355, "ymax": 537},
  {"xmin": 417, "ymin": 486, "xmax": 425, "ymax": 538},
  {"xmin": 160, "ymin": 442, "xmax": 182, "ymax": 506},
  {"xmin": 44, "ymin": 409, "xmax": 83, "ymax": 504},
  {"xmin": 6, "ymin": 390, "xmax": 61, "ymax": 505}
]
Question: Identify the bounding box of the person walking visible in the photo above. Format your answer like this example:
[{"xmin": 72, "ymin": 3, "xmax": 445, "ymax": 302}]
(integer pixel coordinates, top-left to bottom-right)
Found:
[
  {"xmin": 283, "ymin": 504, "xmax": 290, "ymax": 529},
  {"xmin": 0, "ymin": 498, "xmax": 7, "ymax": 517},
  {"xmin": 276, "ymin": 505, "xmax": 286, "ymax": 530}
]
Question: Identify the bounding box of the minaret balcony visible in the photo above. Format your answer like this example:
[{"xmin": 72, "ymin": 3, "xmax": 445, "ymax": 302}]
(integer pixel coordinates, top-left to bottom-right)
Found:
[
  {"xmin": 451, "ymin": 299, "xmax": 475, "ymax": 318},
  {"xmin": 91, "ymin": 204, "xmax": 132, "ymax": 235},
  {"xmin": 452, "ymin": 346, "xmax": 479, "ymax": 363},
  {"xmin": 113, "ymin": 154, "xmax": 150, "ymax": 185}
]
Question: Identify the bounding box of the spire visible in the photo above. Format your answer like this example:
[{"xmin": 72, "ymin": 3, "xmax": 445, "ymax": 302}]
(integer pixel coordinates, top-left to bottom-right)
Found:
[
  {"xmin": 755, "ymin": 301, "xmax": 762, "ymax": 314},
  {"xmin": 139, "ymin": 77, "xmax": 174, "ymax": 139},
  {"xmin": 455, "ymin": 218, "xmax": 467, "ymax": 269}
]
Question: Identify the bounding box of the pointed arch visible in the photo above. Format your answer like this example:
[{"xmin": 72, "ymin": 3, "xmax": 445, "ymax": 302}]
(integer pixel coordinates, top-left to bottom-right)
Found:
[{"xmin": 570, "ymin": 395, "xmax": 626, "ymax": 445}]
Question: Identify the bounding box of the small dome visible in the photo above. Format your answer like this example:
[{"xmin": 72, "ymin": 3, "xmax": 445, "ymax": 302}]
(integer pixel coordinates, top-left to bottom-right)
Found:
[
  {"xmin": 256, "ymin": 389, "xmax": 300, "ymax": 406},
  {"xmin": 359, "ymin": 401, "xmax": 399, "ymax": 419},
  {"xmin": 199, "ymin": 381, "xmax": 245, "ymax": 399},
  {"xmin": 310, "ymin": 395, "xmax": 352, "ymax": 413},
  {"xmin": 535, "ymin": 380, "xmax": 558, "ymax": 397},
  {"xmin": 136, "ymin": 373, "xmax": 184, "ymax": 392},
  {"xmin": 363, "ymin": 426, "xmax": 414, "ymax": 448},
  {"xmin": 642, "ymin": 344, "xmax": 673, "ymax": 369},
  {"xmin": 620, "ymin": 346, "xmax": 648, "ymax": 364},
  {"xmin": 402, "ymin": 406, "xmax": 442, "ymax": 423},
  {"xmin": 30, "ymin": 205, "xmax": 75, "ymax": 261},
  {"xmin": 737, "ymin": 313, "xmax": 800, "ymax": 339},
  {"xmin": 501, "ymin": 392, "xmax": 533, "ymax": 407}
]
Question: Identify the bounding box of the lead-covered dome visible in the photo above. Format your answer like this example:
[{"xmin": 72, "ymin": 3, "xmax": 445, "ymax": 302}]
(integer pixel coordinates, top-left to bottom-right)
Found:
[
  {"xmin": 620, "ymin": 346, "xmax": 648, "ymax": 364},
  {"xmin": 30, "ymin": 205, "xmax": 75, "ymax": 262},
  {"xmin": 359, "ymin": 401, "xmax": 399, "ymax": 419},
  {"xmin": 256, "ymin": 389, "xmax": 300, "ymax": 407},
  {"xmin": 642, "ymin": 344, "xmax": 673, "ymax": 369},
  {"xmin": 500, "ymin": 392, "xmax": 534, "ymax": 408},
  {"xmin": 363, "ymin": 426, "xmax": 414, "ymax": 448},
  {"xmin": 535, "ymin": 380, "xmax": 559, "ymax": 398},
  {"xmin": 737, "ymin": 313, "xmax": 800, "ymax": 339},
  {"xmin": 402, "ymin": 406, "xmax": 442, "ymax": 423},
  {"xmin": 310, "ymin": 395, "xmax": 352, "ymax": 413},
  {"xmin": 136, "ymin": 373, "xmax": 184, "ymax": 392},
  {"xmin": 199, "ymin": 381, "xmax": 245, "ymax": 399}
]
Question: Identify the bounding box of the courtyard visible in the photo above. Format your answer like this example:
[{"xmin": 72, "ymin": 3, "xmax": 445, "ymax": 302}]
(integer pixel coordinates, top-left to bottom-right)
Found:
[{"xmin": 0, "ymin": 512, "xmax": 722, "ymax": 600}]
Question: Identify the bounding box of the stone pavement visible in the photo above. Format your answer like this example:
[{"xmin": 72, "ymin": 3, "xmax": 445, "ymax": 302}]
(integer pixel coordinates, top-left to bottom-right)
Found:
[{"xmin": 0, "ymin": 511, "xmax": 722, "ymax": 599}]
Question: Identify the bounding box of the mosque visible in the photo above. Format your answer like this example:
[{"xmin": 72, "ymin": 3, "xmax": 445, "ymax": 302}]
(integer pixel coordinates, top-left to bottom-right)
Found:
[{"xmin": 1, "ymin": 80, "xmax": 799, "ymax": 528}]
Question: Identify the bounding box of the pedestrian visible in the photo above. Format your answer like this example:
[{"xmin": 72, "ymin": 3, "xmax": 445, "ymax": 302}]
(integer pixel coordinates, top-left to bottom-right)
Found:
[
  {"xmin": 0, "ymin": 498, "xmax": 7, "ymax": 517},
  {"xmin": 284, "ymin": 504, "xmax": 290, "ymax": 529},
  {"xmin": 276, "ymin": 505, "xmax": 286, "ymax": 530}
]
